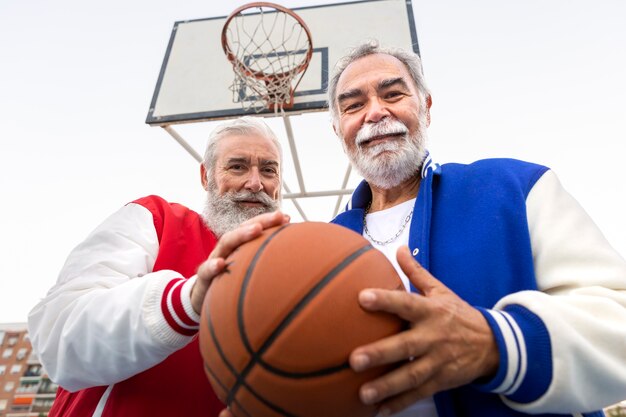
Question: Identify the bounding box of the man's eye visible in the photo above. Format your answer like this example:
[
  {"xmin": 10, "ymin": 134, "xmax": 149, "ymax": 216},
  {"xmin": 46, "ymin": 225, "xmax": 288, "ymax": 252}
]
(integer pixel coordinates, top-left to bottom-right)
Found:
[
  {"xmin": 385, "ymin": 91, "xmax": 404, "ymax": 100},
  {"xmin": 343, "ymin": 102, "xmax": 362, "ymax": 113},
  {"xmin": 229, "ymin": 164, "xmax": 245, "ymax": 171}
]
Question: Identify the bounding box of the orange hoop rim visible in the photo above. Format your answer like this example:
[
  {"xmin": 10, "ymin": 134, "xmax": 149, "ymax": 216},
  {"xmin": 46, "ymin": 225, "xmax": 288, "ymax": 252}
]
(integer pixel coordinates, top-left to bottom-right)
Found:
[{"xmin": 221, "ymin": 2, "xmax": 313, "ymax": 82}]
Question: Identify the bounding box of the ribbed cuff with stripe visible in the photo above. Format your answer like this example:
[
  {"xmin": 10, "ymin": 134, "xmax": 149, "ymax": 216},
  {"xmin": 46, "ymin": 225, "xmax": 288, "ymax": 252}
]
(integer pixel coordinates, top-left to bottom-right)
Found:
[
  {"xmin": 473, "ymin": 305, "xmax": 552, "ymax": 404},
  {"xmin": 161, "ymin": 276, "xmax": 201, "ymax": 336}
]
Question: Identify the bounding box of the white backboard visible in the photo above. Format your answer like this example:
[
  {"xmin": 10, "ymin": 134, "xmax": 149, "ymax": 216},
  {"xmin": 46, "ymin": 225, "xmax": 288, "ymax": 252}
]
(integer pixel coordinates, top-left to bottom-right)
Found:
[{"xmin": 146, "ymin": 0, "xmax": 420, "ymax": 125}]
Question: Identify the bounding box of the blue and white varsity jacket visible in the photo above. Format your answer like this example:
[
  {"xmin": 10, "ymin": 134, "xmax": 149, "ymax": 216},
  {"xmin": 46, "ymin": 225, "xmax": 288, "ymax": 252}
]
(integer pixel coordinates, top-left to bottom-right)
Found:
[{"xmin": 332, "ymin": 157, "xmax": 626, "ymax": 417}]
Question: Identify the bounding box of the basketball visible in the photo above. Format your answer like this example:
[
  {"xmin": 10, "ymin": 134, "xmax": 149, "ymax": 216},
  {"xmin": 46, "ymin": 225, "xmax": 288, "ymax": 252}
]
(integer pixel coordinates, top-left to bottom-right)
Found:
[{"xmin": 199, "ymin": 222, "xmax": 406, "ymax": 417}]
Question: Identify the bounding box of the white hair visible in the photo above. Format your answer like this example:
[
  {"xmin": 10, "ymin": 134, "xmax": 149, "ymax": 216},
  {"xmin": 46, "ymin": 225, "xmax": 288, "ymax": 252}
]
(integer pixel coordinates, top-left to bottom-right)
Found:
[{"xmin": 202, "ymin": 116, "xmax": 283, "ymax": 178}]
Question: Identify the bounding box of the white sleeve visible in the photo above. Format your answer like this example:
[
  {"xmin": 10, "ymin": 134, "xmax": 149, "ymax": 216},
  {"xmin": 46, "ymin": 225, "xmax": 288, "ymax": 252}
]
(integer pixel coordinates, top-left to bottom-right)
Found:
[
  {"xmin": 27, "ymin": 202, "xmax": 202, "ymax": 392},
  {"xmin": 492, "ymin": 170, "xmax": 626, "ymax": 413}
]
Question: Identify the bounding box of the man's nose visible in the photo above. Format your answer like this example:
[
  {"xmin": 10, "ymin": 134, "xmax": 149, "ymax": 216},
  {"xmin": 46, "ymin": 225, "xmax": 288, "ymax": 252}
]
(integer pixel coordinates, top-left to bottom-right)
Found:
[
  {"xmin": 244, "ymin": 169, "xmax": 263, "ymax": 193},
  {"xmin": 364, "ymin": 98, "xmax": 391, "ymax": 124}
]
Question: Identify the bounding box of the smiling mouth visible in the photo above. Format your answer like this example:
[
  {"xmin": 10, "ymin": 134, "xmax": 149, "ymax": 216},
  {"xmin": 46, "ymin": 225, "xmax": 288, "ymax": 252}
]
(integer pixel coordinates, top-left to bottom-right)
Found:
[{"xmin": 359, "ymin": 132, "xmax": 406, "ymax": 147}]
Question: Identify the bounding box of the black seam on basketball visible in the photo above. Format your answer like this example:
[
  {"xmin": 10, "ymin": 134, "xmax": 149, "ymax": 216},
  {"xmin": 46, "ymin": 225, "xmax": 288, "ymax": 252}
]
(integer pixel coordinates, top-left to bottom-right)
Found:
[
  {"xmin": 237, "ymin": 224, "xmax": 290, "ymax": 354},
  {"xmin": 237, "ymin": 384, "xmax": 299, "ymax": 417},
  {"xmin": 207, "ymin": 313, "xmax": 239, "ymax": 390},
  {"xmin": 203, "ymin": 364, "xmax": 255, "ymax": 417},
  {"xmin": 228, "ymin": 224, "xmax": 290, "ymax": 405},
  {"xmin": 208, "ymin": 312, "xmax": 295, "ymax": 417},
  {"xmin": 253, "ymin": 245, "xmax": 373, "ymax": 378},
  {"xmin": 261, "ymin": 357, "xmax": 352, "ymax": 378},
  {"xmin": 203, "ymin": 362, "xmax": 229, "ymax": 399},
  {"xmin": 242, "ymin": 243, "xmax": 373, "ymax": 380}
]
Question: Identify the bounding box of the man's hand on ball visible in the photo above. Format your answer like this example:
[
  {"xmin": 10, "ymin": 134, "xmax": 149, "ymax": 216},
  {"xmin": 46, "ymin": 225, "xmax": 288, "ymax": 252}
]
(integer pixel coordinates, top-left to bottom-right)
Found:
[
  {"xmin": 191, "ymin": 211, "xmax": 290, "ymax": 314},
  {"xmin": 349, "ymin": 246, "xmax": 499, "ymax": 415},
  {"xmin": 219, "ymin": 408, "xmax": 235, "ymax": 417}
]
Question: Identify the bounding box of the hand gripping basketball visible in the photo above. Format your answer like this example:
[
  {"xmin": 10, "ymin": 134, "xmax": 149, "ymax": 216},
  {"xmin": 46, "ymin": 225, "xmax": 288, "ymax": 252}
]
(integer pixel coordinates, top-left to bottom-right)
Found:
[{"xmin": 192, "ymin": 211, "xmax": 290, "ymax": 314}]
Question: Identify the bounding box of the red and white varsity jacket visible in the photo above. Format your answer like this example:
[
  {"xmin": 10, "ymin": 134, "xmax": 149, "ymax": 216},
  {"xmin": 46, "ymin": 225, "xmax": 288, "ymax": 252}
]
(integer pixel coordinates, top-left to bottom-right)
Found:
[{"xmin": 28, "ymin": 195, "xmax": 224, "ymax": 417}]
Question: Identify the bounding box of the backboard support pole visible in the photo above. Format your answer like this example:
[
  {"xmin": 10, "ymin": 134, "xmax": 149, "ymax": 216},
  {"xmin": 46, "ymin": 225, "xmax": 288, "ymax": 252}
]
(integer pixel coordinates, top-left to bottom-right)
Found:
[
  {"xmin": 333, "ymin": 164, "xmax": 353, "ymax": 217},
  {"xmin": 282, "ymin": 182, "xmax": 308, "ymax": 221},
  {"xmin": 284, "ymin": 189, "xmax": 353, "ymax": 199},
  {"xmin": 162, "ymin": 125, "xmax": 203, "ymax": 163},
  {"xmin": 281, "ymin": 112, "xmax": 306, "ymax": 193}
]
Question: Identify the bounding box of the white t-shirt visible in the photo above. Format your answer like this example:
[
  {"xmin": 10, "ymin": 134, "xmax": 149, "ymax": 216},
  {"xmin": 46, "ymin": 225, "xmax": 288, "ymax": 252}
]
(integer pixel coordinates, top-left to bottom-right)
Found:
[{"xmin": 364, "ymin": 198, "xmax": 438, "ymax": 417}]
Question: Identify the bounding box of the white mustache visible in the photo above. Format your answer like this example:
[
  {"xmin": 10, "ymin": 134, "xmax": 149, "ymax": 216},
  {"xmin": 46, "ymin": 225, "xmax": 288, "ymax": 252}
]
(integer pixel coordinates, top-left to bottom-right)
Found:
[
  {"xmin": 230, "ymin": 190, "xmax": 273, "ymax": 207},
  {"xmin": 355, "ymin": 119, "xmax": 409, "ymax": 146}
]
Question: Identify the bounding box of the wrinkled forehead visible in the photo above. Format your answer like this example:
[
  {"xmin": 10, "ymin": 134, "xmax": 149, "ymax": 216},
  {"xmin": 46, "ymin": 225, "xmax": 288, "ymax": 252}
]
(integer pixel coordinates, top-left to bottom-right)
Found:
[
  {"xmin": 336, "ymin": 54, "xmax": 415, "ymax": 95},
  {"xmin": 215, "ymin": 133, "xmax": 281, "ymax": 164}
]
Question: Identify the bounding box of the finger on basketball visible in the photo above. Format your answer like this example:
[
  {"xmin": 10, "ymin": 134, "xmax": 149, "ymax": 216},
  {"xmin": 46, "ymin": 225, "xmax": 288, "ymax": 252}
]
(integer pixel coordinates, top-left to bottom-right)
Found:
[
  {"xmin": 210, "ymin": 211, "xmax": 289, "ymax": 260},
  {"xmin": 192, "ymin": 258, "xmax": 228, "ymax": 313},
  {"xmin": 376, "ymin": 374, "xmax": 440, "ymax": 416},
  {"xmin": 359, "ymin": 356, "xmax": 434, "ymax": 406},
  {"xmin": 197, "ymin": 258, "xmax": 227, "ymax": 283},
  {"xmin": 358, "ymin": 287, "xmax": 428, "ymax": 324},
  {"xmin": 210, "ymin": 223, "xmax": 264, "ymax": 260},
  {"xmin": 218, "ymin": 408, "xmax": 234, "ymax": 417},
  {"xmin": 350, "ymin": 328, "xmax": 426, "ymax": 372},
  {"xmin": 240, "ymin": 210, "xmax": 290, "ymax": 229}
]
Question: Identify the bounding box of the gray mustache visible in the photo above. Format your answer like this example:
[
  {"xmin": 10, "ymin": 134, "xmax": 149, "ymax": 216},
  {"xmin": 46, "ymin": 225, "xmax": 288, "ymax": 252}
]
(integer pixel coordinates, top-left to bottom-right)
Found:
[
  {"xmin": 356, "ymin": 119, "xmax": 408, "ymax": 145},
  {"xmin": 230, "ymin": 191, "xmax": 274, "ymax": 206}
]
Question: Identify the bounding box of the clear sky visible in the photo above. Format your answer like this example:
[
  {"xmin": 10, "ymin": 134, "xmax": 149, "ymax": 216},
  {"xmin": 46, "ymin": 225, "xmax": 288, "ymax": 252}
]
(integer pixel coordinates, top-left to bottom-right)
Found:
[{"xmin": 1, "ymin": 0, "xmax": 625, "ymax": 324}]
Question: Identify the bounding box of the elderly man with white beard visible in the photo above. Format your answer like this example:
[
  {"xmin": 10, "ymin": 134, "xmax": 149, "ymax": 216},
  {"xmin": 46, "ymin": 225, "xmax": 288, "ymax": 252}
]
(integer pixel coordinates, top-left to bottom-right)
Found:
[
  {"xmin": 27, "ymin": 116, "xmax": 289, "ymax": 417},
  {"xmin": 328, "ymin": 41, "xmax": 626, "ymax": 417}
]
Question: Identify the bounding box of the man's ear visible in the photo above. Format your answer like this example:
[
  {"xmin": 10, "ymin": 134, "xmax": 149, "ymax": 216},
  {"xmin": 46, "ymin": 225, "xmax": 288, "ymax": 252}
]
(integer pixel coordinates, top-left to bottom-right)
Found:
[
  {"xmin": 426, "ymin": 95, "xmax": 433, "ymax": 127},
  {"xmin": 200, "ymin": 164, "xmax": 208, "ymax": 190}
]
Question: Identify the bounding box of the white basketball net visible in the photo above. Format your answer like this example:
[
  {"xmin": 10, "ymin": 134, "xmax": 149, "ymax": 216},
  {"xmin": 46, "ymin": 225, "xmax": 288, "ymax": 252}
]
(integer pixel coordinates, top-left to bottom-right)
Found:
[{"xmin": 223, "ymin": 5, "xmax": 312, "ymax": 113}]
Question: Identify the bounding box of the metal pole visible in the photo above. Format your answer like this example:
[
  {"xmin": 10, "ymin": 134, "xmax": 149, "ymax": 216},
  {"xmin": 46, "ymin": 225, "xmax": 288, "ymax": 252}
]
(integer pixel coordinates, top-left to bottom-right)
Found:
[
  {"xmin": 281, "ymin": 112, "xmax": 306, "ymax": 193},
  {"xmin": 162, "ymin": 125, "xmax": 203, "ymax": 163},
  {"xmin": 282, "ymin": 181, "xmax": 308, "ymax": 221},
  {"xmin": 333, "ymin": 164, "xmax": 353, "ymax": 217},
  {"xmin": 284, "ymin": 188, "xmax": 354, "ymax": 199}
]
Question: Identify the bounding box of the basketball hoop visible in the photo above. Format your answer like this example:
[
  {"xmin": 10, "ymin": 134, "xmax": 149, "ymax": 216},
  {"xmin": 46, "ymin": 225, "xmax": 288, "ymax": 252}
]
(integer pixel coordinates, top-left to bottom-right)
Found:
[{"xmin": 221, "ymin": 2, "xmax": 313, "ymax": 113}]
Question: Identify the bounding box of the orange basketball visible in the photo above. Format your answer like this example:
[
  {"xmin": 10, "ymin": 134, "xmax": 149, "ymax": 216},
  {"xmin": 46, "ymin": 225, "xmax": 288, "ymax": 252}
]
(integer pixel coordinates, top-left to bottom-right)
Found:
[{"xmin": 199, "ymin": 222, "xmax": 406, "ymax": 417}]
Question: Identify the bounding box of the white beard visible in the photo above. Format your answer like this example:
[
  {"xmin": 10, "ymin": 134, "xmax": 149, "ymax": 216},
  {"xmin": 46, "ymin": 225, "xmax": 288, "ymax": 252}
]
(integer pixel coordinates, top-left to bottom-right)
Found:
[
  {"xmin": 202, "ymin": 177, "xmax": 280, "ymax": 238},
  {"xmin": 346, "ymin": 117, "xmax": 428, "ymax": 189}
]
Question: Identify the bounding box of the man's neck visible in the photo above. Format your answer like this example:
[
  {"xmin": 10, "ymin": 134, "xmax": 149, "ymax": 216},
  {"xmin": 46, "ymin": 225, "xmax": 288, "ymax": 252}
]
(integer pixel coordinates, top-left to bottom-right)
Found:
[{"xmin": 368, "ymin": 174, "xmax": 420, "ymax": 212}]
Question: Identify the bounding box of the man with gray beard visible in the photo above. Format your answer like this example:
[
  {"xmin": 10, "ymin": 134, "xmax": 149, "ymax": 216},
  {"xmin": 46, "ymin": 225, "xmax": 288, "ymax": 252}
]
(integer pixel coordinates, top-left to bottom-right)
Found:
[
  {"xmin": 327, "ymin": 41, "xmax": 626, "ymax": 417},
  {"xmin": 201, "ymin": 116, "xmax": 282, "ymax": 237},
  {"xmin": 28, "ymin": 116, "xmax": 288, "ymax": 417}
]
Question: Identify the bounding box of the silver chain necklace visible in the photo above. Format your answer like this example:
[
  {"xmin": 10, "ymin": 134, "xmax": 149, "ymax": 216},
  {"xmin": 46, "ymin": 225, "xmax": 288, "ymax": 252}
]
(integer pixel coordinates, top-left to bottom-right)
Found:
[{"xmin": 363, "ymin": 202, "xmax": 413, "ymax": 246}]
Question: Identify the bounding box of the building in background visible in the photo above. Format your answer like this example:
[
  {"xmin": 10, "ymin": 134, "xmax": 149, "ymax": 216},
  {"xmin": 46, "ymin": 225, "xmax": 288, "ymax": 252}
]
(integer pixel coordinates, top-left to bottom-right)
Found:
[
  {"xmin": 607, "ymin": 402, "xmax": 626, "ymax": 417},
  {"xmin": 0, "ymin": 324, "xmax": 57, "ymax": 417}
]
